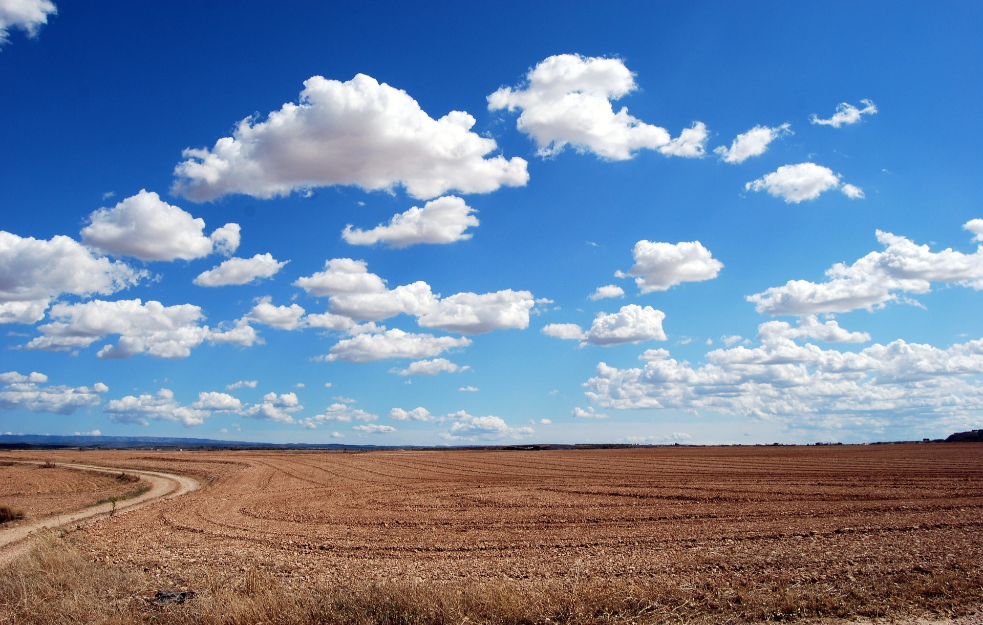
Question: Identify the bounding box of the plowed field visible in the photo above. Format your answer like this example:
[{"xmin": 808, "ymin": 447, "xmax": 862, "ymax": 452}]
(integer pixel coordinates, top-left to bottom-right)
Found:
[
  {"xmin": 2, "ymin": 444, "xmax": 981, "ymax": 624},
  {"xmin": 0, "ymin": 462, "xmax": 145, "ymax": 520}
]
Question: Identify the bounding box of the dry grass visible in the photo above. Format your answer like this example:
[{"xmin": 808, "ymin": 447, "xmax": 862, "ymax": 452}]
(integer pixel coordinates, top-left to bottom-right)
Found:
[
  {"xmin": 93, "ymin": 485, "xmax": 150, "ymax": 507},
  {"xmin": 1, "ymin": 532, "xmax": 980, "ymax": 625},
  {"xmin": 0, "ymin": 505, "xmax": 25, "ymax": 523},
  {"xmin": 115, "ymin": 472, "xmax": 140, "ymax": 484}
]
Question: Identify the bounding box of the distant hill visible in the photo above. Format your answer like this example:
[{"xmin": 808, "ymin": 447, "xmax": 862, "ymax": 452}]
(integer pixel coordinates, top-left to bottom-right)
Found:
[
  {"xmin": 0, "ymin": 434, "xmax": 379, "ymax": 450},
  {"xmin": 945, "ymin": 429, "xmax": 983, "ymax": 442}
]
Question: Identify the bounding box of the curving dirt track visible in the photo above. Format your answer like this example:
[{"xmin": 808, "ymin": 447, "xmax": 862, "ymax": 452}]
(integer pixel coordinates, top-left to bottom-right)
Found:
[
  {"xmin": 2, "ymin": 444, "xmax": 981, "ymax": 623},
  {"xmin": 0, "ymin": 461, "xmax": 198, "ymax": 565}
]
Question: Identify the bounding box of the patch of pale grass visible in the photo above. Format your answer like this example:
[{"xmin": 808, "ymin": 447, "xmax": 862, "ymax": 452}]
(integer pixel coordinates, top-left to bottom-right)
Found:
[{"xmin": 2, "ymin": 532, "xmax": 980, "ymax": 625}]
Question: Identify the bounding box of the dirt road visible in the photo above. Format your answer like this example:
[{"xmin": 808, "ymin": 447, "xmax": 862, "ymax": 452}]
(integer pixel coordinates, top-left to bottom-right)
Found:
[{"xmin": 0, "ymin": 461, "xmax": 198, "ymax": 565}]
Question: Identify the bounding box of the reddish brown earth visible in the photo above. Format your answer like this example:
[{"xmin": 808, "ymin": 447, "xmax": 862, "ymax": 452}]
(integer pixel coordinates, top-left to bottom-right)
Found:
[
  {"xmin": 1, "ymin": 444, "xmax": 981, "ymax": 623},
  {"xmin": 0, "ymin": 462, "xmax": 146, "ymax": 519}
]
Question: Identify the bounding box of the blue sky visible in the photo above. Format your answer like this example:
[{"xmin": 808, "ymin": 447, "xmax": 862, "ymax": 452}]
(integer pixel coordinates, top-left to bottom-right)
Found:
[{"xmin": 2, "ymin": 1, "xmax": 982, "ymax": 445}]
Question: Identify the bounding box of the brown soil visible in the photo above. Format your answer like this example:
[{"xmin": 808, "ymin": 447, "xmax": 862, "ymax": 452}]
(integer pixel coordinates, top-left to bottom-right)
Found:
[
  {"xmin": 0, "ymin": 462, "xmax": 146, "ymax": 520},
  {"xmin": 1, "ymin": 444, "xmax": 981, "ymax": 624}
]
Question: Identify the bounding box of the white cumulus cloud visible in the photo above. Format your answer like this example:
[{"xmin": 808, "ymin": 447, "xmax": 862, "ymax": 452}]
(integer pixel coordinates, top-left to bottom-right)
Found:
[
  {"xmin": 23, "ymin": 298, "xmax": 254, "ymax": 358},
  {"xmin": 226, "ymin": 380, "xmax": 257, "ymax": 390},
  {"xmin": 810, "ymin": 99, "xmax": 877, "ymax": 128},
  {"xmin": 241, "ymin": 392, "xmax": 302, "ymax": 423},
  {"xmin": 104, "ymin": 389, "xmax": 208, "ymax": 427},
  {"xmin": 194, "ymin": 253, "xmax": 287, "ymax": 287},
  {"xmin": 391, "ymin": 358, "xmax": 465, "ymax": 376},
  {"xmin": 0, "ymin": 0, "xmax": 56, "ymax": 45},
  {"xmin": 441, "ymin": 411, "xmax": 534, "ymax": 440},
  {"xmin": 541, "ymin": 323, "xmax": 586, "ymax": 341},
  {"xmin": 748, "ymin": 222, "xmax": 983, "ymax": 315},
  {"xmin": 300, "ymin": 403, "xmax": 378, "ymax": 429},
  {"xmin": 583, "ymin": 305, "xmax": 667, "ymax": 346},
  {"xmin": 322, "ymin": 329, "xmax": 471, "ymax": 363},
  {"xmin": 745, "ymin": 163, "xmax": 862, "ymax": 203},
  {"xmin": 390, "ymin": 407, "xmax": 440, "ymax": 422},
  {"xmin": 590, "ymin": 285, "xmax": 624, "ymax": 301},
  {"xmin": 756, "ymin": 315, "xmax": 870, "ymax": 344},
  {"xmin": 488, "ymin": 54, "xmax": 705, "ymax": 160},
  {"xmin": 81, "ymin": 190, "xmax": 239, "ymax": 261},
  {"xmin": 295, "ymin": 258, "xmax": 535, "ymax": 333},
  {"xmin": 616, "ymin": 240, "xmax": 723, "ymax": 293},
  {"xmin": 658, "ymin": 122, "xmax": 708, "ymax": 158},
  {"xmin": 353, "ymin": 423, "xmax": 396, "ymax": 434},
  {"xmin": 964, "ymin": 219, "xmax": 983, "ymax": 243},
  {"xmin": 294, "ymin": 258, "xmax": 388, "ymax": 296},
  {"xmin": 190, "ymin": 391, "xmax": 243, "ymax": 412},
  {"xmin": 714, "ymin": 124, "xmax": 791, "ymax": 164},
  {"xmin": 0, "ymin": 230, "xmax": 144, "ymax": 324},
  {"xmin": 572, "ymin": 406, "xmax": 609, "ymax": 419},
  {"xmin": 342, "ymin": 196, "xmax": 479, "ymax": 248},
  {"xmin": 245, "ymin": 297, "xmax": 307, "ymax": 330},
  {"xmin": 543, "ymin": 305, "xmax": 667, "ymax": 347},
  {"xmin": 173, "ymin": 74, "xmax": 528, "ymax": 202},
  {"xmin": 583, "ymin": 329, "xmax": 983, "ymax": 437},
  {"xmin": 417, "ymin": 289, "xmax": 535, "ymax": 335},
  {"xmin": 0, "ymin": 372, "xmax": 107, "ymax": 415}
]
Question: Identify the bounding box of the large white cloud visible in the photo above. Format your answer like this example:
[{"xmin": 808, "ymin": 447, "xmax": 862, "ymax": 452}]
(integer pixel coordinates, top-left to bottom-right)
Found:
[
  {"xmin": 0, "ymin": 0, "xmax": 56, "ymax": 45},
  {"xmin": 441, "ymin": 411, "xmax": 534, "ymax": 441},
  {"xmin": 745, "ymin": 163, "xmax": 862, "ymax": 203},
  {"xmin": 226, "ymin": 380, "xmax": 258, "ymax": 390},
  {"xmin": 23, "ymin": 298, "xmax": 255, "ymax": 358},
  {"xmin": 300, "ymin": 403, "xmax": 378, "ymax": 429},
  {"xmin": 328, "ymin": 282, "xmax": 438, "ymax": 322},
  {"xmin": 390, "ymin": 407, "xmax": 440, "ymax": 422},
  {"xmin": 190, "ymin": 391, "xmax": 243, "ymax": 412},
  {"xmin": 542, "ymin": 323, "xmax": 587, "ymax": 341},
  {"xmin": 104, "ymin": 389, "xmax": 208, "ymax": 427},
  {"xmin": 748, "ymin": 222, "xmax": 983, "ymax": 315},
  {"xmin": 173, "ymin": 74, "xmax": 528, "ymax": 202},
  {"xmin": 590, "ymin": 285, "xmax": 624, "ymax": 301},
  {"xmin": 756, "ymin": 315, "xmax": 870, "ymax": 344},
  {"xmin": 81, "ymin": 190, "xmax": 240, "ymax": 261},
  {"xmin": 391, "ymin": 358, "xmax": 465, "ymax": 376},
  {"xmin": 294, "ymin": 258, "xmax": 388, "ymax": 297},
  {"xmin": 245, "ymin": 297, "xmax": 306, "ymax": 330},
  {"xmin": 571, "ymin": 406, "xmax": 609, "ymax": 419},
  {"xmin": 810, "ymin": 99, "xmax": 877, "ymax": 128},
  {"xmin": 0, "ymin": 372, "xmax": 107, "ymax": 415},
  {"xmin": 584, "ymin": 304, "xmax": 667, "ymax": 345},
  {"xmin": 543, "ymin": 304, "xmax": 667, "ymax": 347},
  {"xmin": 342, "ymin": 196, "xmax": 479, "ymax": 248},
  {"xmin": 322, "ymin": 329, "xmax": 471, "ymax": 363},
  {"xmin": 353, "ymin": 423, "xmax": 396, "ymax": 434},
  {"xmin": 295, "ymin": 258, "xmax": 535, "ymax": 332},
  {"xmin": 964, "ymin": 219, "xmax": 983, "ymax": 243},
  {"xmin": 488, "ymin": 54, "xmax": 705, "ymax": 160},
  {"xmin": 0, "ymin": 230, "xmax": 144, "ymax": 324},
  {"xmin": 417, "ymin": 290, "xmax": 535, "ymax": 334},
  {"xmin": 714, "ymin": 124, "xmax": 791, "ymax": 164},
  {"xmin": 583, "ymin": 330, "xmax": 983, "ymax": 436},
  {"xmin": 658, "ymin": 122, "xmax": 708, "ymax": 158},
  {"xmin": 241, "ymin": 392, "xmax": 302, "ymax": 423},
  {"xmin": 616, "ymin": 240, "xmax": 723, "ymax": 293},
  {"xmin": 194, "ymin": 253, "xmax": 287, "ymax": 287}
]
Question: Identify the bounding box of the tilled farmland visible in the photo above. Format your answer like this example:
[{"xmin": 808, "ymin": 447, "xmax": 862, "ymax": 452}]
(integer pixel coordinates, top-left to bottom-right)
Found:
[
  {"xmin": 0, "ymin": 462, "xmax": 145, "ymax": 520},
  {"xmin": 1, "ymin": 444, "xmax": 982, "ymax": 624}
]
